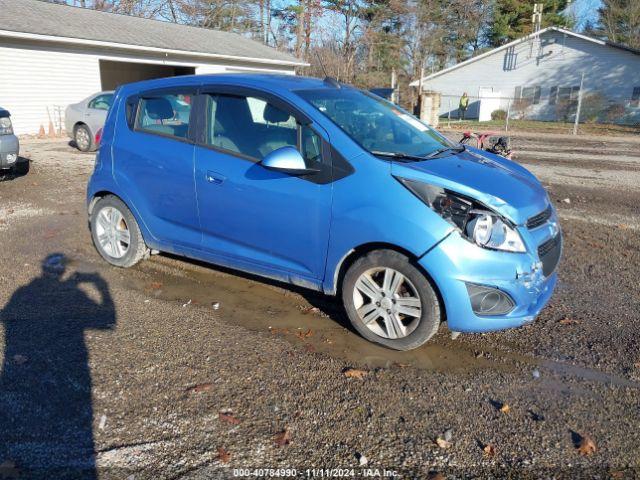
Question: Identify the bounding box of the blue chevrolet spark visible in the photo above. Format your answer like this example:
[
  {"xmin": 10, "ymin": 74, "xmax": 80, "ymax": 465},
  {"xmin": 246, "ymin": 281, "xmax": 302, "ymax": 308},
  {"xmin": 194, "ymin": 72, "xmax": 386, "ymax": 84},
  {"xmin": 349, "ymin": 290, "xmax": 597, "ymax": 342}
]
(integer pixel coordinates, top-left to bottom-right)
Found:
[{"xmin": 87, "ymin": 74, "xmax": 561, "ymax": 351}]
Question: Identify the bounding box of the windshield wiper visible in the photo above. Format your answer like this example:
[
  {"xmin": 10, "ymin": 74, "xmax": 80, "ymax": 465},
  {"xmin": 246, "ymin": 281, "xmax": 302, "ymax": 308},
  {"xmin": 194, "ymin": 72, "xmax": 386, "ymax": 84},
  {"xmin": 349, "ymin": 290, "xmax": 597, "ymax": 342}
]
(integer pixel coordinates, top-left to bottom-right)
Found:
[
  {"xmin": 424, "ymin": 144, "xmax": 466, "ymax": 159},
  {"xmin": 370, "ymin": 151, "xmax": 429, "ymax": 162}
]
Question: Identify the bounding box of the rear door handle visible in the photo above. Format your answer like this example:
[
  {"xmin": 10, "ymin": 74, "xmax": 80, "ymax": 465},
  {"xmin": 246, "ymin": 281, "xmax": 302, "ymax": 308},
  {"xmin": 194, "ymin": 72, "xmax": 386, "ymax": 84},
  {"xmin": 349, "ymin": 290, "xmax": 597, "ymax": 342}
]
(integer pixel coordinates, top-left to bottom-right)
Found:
[{"xmin": 206, "ymin": 170, "xmax": 225, "ymax": 185}]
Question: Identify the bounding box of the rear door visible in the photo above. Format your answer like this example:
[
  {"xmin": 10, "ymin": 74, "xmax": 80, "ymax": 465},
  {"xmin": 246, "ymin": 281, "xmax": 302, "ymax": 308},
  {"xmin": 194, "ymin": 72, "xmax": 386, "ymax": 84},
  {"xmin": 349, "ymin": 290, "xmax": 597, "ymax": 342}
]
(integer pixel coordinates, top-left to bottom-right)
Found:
[
  {"xmin": 113, "ymin": 89, "xmax": 201, "ymax": 250},
  {"xmin": 192, "ymin": 88, "xmax": 333, "ymax": 282}
]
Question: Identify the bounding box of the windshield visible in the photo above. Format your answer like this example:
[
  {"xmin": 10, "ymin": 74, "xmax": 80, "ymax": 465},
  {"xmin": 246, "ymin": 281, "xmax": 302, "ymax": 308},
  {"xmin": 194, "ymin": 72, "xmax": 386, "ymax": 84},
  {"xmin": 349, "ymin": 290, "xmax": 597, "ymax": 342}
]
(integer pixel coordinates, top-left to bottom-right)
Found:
[{"xmin": 296, "ymin": 88, "xmax": 452, "ymax": 158}]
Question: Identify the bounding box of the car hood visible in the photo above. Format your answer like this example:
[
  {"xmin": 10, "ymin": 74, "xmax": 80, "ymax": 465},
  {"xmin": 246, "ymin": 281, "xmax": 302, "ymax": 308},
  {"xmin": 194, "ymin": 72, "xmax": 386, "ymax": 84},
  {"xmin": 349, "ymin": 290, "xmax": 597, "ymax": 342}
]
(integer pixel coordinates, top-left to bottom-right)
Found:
[{"xmin": 391, "ymin": 147, "xmax": 549, "ymax": 225}]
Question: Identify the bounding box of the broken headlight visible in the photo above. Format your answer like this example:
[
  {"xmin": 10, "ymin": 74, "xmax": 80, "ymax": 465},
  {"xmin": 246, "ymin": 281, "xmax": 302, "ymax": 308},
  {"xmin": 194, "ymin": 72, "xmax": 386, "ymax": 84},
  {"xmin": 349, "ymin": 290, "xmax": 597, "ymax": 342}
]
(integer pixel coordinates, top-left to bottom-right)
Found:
[
  {"xmin": 396, "ymin": 178, "xmax": 526, "ymax": 253},
  {"xmin": 0, "ymin": 117, "xmax": 13, "ymax": 136}
]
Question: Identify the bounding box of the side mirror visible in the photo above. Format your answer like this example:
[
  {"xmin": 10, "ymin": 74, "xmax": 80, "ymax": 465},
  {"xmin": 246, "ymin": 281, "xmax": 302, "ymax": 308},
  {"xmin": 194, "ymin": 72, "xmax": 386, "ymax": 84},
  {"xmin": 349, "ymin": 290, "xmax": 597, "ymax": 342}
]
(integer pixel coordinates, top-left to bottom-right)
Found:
[{"xmin": 260, "ymin": 146, "xmax": 319, "ymax": 175}]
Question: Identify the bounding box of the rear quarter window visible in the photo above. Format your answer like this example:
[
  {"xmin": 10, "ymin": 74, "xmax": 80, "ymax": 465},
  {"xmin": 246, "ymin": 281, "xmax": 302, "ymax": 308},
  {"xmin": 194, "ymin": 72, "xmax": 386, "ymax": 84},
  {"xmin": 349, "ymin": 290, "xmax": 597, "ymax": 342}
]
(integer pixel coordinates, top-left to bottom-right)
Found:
[{"xmin": 134, "ymin": 93, "xmax": 192, "ymax": 140}]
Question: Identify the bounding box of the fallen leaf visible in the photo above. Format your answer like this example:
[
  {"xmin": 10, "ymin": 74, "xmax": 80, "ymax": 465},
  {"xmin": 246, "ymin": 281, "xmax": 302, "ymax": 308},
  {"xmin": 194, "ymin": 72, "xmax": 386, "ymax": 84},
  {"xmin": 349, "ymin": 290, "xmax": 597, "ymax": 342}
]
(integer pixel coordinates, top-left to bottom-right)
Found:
[
  {"xmin": 394, "ymin": 362, "xmax": 411, "ymax": 368},
  {"xmin": 217, "ymin": 447, "xmax": 231, "ymax": 463},
  {"xmin": 274, "ymin": 428, "xmax": 291, "ymax": 447},
  {"xmin": 576, "ymin": 434, "xmax": 597, "ymax": 456},
  {"xmin": 500, "ymin": 404, "xmax": 511, "ymax": 413},
  {"xmin": 435, "ymin": 437, "xmax": 451, "ymax": 449},
  {"xmin": 343, "ymin": 367, "xmax": 368, "ymax": 379},
  {"xmin": 218, "ymin": 412, "xmax": 240, "ymax": 425},
  {"xmin": 483, "ymin": 444, "xmax": 496, "ymax": 457},
  {"xmin": 296, "ymin": 329, "xmax": 313, "ymax": 339},
  {"xmin": 559, "ymin": 317, "xmax": 580, "ymax": 325},
  {"xmin": 185, "ymin": 383, "xmax": 213, "ymax": 394},
  {"xmin": 150, "ymin": 282, "xmax": 163, "ymax": 290}
]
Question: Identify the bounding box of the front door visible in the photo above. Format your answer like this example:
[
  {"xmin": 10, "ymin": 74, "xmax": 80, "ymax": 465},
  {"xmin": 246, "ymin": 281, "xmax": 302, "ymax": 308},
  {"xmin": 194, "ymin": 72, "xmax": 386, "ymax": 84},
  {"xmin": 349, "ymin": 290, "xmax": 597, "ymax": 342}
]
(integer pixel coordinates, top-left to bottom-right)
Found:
[{"xmin": 193, "ymin": 91, "xmax": 332, "ymax": 282}]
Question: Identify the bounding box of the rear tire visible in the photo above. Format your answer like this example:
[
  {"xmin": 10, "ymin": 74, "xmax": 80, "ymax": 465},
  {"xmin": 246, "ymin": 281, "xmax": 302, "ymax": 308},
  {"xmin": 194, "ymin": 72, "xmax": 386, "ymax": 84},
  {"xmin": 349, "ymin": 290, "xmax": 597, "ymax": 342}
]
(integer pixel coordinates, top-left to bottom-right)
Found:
[
  {"xmin": 90, "ymin": 195, "xmax": 148, "ymax": 268},
  {"xmin": 11, "ymin": 158, "xmax": 29, "ymax": 176},
  {"xmin": 342, "ymin": 249, "xmax": 441, "ymax": 351},
  {"xmin": 74, "ymin": 124, "xmax": 94, "ymax": 152}
]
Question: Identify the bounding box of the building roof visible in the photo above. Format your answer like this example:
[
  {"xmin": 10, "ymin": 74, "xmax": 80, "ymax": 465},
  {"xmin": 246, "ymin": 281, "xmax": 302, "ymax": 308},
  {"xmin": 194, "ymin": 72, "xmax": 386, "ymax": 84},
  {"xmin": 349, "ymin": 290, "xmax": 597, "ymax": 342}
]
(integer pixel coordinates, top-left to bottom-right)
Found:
[
  {"xmin": 410, "ymin": 27, "xmax": 640, "ymax": 86},
  {"xmin": 0, "ymin": 0, "xmax": 306, "ymax": 67}
]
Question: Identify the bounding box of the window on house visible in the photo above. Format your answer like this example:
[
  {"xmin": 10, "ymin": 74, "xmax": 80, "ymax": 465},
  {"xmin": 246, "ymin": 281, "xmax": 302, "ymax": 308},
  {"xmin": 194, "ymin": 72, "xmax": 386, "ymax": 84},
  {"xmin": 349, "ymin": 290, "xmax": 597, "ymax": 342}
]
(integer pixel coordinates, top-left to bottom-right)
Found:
[
  {"xmin": 549, "ymin": 86, "xmax": 558, "ymax": 105},
  {"xmin": 518, "ymin": 86, "xmax": 541, "ymax": 104},
  {"xmin": 558, "ymin": 87, "xmax": 572, "ymax": 102},
  {"xmin": 632, "ymin": 87, "xmax": 640, "ymax": 107},
  {"xmin": 570, "ymin": 85, "xmax": 581, "ymax": 100}
]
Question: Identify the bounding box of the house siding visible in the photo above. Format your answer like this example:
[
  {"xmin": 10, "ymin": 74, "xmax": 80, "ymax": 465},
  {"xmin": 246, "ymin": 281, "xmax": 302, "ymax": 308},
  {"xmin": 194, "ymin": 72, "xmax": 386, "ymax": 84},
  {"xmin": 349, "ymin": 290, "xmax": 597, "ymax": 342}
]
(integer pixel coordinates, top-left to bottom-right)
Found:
[
  {"xmin": 0, "ymin": 38, "xmax": 296, "ymax": 135},
  {"xmin": 422, "ymin": 30, "xmax": 640, "ymax": 122}
]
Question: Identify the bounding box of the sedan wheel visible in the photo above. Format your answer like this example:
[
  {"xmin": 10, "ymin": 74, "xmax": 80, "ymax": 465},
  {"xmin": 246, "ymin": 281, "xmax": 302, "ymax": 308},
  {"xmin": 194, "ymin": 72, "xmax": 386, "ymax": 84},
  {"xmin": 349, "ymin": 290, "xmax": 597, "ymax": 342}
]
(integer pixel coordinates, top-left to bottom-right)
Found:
[{"xmin": 75, "ymin": 125, "xmax": 92, "ymax": 152}]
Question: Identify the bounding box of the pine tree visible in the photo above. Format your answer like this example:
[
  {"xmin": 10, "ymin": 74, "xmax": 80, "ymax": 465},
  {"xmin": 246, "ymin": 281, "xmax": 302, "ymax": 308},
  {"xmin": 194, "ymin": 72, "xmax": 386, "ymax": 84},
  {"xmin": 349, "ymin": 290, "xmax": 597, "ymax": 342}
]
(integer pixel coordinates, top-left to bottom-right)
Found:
[{"xmin": 487, "ymin": 0, "xmax": 573, "ymax": 47}]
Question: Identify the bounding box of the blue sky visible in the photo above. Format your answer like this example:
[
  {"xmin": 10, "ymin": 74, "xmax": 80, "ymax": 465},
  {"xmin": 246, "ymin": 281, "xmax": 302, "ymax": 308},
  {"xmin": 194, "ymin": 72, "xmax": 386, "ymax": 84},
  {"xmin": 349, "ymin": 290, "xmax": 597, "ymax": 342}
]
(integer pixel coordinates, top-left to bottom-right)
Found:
[{"xmin": 571, "ymin": 0, "xmax": 602, "ymax": 30}]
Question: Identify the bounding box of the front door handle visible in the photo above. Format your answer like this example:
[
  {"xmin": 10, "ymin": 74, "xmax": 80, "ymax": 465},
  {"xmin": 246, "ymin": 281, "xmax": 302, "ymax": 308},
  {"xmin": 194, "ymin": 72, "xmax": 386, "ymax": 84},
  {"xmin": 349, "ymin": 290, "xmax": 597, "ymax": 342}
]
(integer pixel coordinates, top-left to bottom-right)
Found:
[{"xmin": 206, "ymin": 170, "xmax": 225, "ymax": 185}]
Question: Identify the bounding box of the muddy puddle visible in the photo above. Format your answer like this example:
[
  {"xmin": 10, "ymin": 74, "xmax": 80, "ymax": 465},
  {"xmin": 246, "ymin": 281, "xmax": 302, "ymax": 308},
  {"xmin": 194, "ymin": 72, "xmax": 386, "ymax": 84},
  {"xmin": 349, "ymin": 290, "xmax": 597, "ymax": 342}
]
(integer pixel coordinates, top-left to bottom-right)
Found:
[
  {"xmin": 68, "ymin": 251, "xmax": 639, "ymax": 388},
  {"xmin": 115, "ymin": 254, "xmax": 502, "ymax": 374}
]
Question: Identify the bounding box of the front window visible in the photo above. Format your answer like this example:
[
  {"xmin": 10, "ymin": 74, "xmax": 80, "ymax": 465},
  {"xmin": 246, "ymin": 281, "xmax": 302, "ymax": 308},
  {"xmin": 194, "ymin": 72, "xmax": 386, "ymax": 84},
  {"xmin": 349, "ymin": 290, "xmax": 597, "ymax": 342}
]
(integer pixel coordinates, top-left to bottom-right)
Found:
[
  {"xmin": 88, "ymin": 94, "xmax": 114, "ymax": 111},
  {"xmin": 205, "ymin": 94, "xmax": 324, "ymax": 169},
  {"xmin": 296, "ymin": 88, "xmax": 450, "ymax": 158}
]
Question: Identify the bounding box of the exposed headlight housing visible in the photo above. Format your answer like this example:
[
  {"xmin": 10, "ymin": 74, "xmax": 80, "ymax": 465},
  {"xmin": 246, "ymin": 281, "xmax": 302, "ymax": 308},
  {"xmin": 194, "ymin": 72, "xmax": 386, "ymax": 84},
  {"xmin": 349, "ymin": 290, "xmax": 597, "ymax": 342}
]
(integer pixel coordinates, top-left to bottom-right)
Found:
[
  {"xmin": 396, "ymin": 178, "xmax": 526, "ymax": 253},
  {"xmin": 0, "ymin": 117, "xmax": 13, "ymax": 136}
]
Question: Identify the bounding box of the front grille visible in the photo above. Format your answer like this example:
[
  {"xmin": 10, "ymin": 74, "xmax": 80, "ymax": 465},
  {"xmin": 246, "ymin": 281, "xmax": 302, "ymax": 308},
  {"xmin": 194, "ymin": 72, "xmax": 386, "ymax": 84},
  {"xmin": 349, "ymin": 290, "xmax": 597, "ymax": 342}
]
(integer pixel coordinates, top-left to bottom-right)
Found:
[
  {"xmin": 538, "ymin": 234, "xmax": 562, "ymax": 277},
  {"xmin": 527, "ymin": 205, "xmax": 552, "ymax": 229}
]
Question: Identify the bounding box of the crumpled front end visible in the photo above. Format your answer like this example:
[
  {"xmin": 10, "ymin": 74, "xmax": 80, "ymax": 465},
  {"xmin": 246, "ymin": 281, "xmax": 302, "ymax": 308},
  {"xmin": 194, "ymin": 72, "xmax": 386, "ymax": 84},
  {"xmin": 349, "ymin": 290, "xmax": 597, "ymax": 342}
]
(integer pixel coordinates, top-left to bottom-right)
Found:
[{"xmin": 420, "ymin": 207, "xmax": 562, "ymax": 332}]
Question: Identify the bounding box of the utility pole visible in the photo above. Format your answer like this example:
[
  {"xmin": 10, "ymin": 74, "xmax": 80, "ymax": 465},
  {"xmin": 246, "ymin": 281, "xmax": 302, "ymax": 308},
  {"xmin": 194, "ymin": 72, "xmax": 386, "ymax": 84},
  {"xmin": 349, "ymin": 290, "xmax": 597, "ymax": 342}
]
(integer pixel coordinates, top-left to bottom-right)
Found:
[
  {"xmin": 573, "ymin": 72, "xmax": 585, "ymax": 135},
  {"xmin": 532, "ymin": 3, "xmax": 543, "ymax": 32},
  {"xmin": 391, "ymin": 68, "xmax": 397, "ymax": 104}
]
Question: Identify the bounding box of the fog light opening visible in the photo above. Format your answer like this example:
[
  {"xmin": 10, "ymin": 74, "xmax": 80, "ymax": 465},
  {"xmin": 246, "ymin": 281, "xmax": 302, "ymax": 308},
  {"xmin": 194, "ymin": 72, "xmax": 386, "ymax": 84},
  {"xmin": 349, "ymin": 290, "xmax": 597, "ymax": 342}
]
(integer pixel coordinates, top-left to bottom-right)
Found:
[{"xmin": 466, "ymin": 283, "xmax": 515, "ymax": 316}]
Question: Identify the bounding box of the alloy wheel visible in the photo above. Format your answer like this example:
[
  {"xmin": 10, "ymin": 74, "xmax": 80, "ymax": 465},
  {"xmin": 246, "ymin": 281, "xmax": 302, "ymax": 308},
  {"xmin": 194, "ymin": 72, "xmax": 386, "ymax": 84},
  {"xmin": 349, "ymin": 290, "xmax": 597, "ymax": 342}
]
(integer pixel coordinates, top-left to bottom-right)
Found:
[
  {"xmin": 352, "ymin": 267, "xmax": 422, "ymax": 339},
  {"xmin": 95, "ymin": 206, "xmax": 131, "ymax": 259},
  {"xmin": 76, "ymin": 127, "xmax": 90, "ymax": 151}
]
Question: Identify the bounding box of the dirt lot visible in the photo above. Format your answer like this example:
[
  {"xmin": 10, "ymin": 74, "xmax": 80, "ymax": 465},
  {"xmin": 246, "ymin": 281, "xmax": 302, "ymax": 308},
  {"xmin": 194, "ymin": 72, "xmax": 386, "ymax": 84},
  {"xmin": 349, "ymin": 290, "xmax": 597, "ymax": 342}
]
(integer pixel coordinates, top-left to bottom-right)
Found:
[{"xmin": 0, "ymin": 134, "xmax": 639, "ymax": 479}]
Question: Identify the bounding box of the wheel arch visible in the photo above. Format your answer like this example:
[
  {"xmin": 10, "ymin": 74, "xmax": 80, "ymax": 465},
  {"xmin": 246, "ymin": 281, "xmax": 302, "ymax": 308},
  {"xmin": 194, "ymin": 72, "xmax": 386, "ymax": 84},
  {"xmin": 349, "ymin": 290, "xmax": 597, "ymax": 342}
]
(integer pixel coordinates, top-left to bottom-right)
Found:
[
  {"xmin": 73, "ymin": 121, "xmax": 91, "ymax": 134},
  {"xmin": 328, "ymin": 242, "xmax": 444, "ymax": 315}
]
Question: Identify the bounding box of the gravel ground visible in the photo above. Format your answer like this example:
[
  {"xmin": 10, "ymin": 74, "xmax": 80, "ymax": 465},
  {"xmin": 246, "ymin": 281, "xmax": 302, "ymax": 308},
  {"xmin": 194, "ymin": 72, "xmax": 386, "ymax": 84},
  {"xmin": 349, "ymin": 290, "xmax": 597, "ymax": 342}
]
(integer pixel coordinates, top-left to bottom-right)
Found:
[{"xmin": 0, "ymin": 136, "xmax": 638, "ymax": 479}]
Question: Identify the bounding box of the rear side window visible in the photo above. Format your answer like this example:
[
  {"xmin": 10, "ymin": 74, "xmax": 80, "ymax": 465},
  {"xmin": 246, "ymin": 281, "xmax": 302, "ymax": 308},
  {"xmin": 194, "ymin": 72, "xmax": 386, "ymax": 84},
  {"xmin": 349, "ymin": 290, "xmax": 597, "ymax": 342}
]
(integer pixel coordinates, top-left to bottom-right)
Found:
[{"xmin": 135, "ymin": 93, "xmax": 192, "ymax": 140}]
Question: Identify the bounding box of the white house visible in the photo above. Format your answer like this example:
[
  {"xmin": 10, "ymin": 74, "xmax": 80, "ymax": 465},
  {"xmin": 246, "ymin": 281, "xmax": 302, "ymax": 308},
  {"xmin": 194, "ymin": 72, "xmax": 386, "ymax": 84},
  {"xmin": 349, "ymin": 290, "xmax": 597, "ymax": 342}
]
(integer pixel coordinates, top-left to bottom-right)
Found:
[
  {"xmin": 0, "ymin": 0, "xmax": 307, "ymax": 134},
  {"xmin": 411, "ymin": 27, "xmax": 640, "ymax": 123}
]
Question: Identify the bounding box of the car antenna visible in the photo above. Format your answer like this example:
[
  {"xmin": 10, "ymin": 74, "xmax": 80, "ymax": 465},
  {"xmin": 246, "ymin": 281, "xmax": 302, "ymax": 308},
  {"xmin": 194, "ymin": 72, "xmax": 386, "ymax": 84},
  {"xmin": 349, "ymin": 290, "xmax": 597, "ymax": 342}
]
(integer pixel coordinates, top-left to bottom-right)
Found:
[{"xmin": 315, "ymin": 51, "xmax": 340, "ymax": 88}]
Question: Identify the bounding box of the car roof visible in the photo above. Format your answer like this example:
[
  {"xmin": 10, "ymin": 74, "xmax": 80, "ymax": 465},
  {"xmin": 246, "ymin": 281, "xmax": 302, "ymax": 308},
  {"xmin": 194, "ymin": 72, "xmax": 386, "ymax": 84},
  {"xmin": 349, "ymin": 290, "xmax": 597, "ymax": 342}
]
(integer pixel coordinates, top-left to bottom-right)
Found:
[
  {"xmin": 120, "ymin": 74, "xmax": 332, "ymax": 94},
  {"xmin": 0, "ymin": 107, "xmax": 9, "ymax": 117}
]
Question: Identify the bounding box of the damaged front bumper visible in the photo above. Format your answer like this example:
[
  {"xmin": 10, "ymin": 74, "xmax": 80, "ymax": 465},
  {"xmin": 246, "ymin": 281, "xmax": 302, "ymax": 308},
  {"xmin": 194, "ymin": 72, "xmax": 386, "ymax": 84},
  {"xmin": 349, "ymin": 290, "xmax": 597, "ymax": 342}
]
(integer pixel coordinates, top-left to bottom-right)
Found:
[{"xmin": 419, "ymin": 222, "xmax": 561, "ymax": 333}]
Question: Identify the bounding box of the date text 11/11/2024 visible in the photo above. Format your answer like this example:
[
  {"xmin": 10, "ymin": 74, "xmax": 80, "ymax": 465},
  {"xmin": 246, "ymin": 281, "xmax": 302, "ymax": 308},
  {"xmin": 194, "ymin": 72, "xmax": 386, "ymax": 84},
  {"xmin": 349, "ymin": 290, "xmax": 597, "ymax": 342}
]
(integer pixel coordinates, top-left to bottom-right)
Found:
[{"xmin": 232, "ymin": 468, "xmax": 400, "ymax": 477}]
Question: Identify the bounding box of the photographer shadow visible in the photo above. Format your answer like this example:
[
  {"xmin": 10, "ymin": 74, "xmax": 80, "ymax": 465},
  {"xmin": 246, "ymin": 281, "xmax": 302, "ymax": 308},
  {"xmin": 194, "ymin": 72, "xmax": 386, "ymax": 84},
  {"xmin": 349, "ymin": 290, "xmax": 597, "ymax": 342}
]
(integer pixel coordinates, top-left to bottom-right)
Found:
[{"xmin": 0, "ymin": 254, "xmax": 115, "ymax": 479}]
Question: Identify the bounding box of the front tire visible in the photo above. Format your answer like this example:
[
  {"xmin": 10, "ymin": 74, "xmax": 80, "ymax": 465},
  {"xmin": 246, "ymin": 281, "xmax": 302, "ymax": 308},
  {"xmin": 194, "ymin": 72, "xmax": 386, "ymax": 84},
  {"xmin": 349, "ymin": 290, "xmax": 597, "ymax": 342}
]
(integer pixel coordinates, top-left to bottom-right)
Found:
[
  {"xmin": 11, "ymin": 158, "xmax": 29, "ymax": 176},
  {"xmin": 90, "ymin": 196, "xmax": 148, "ymax": 268},
  {"xmin": 342, "ymin": 250, "xmax": 441, "ymax": 351},
  {"xmin": 74, "ymin": 124, "xmax": 94, "ymax": 152}
]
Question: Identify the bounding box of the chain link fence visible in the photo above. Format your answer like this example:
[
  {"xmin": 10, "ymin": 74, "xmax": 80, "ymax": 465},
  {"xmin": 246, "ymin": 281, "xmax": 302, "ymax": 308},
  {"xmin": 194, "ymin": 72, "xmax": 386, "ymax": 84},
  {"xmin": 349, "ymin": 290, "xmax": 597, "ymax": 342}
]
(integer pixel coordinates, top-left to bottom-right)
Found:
[{"xmin": 431, "ymin": 90, "xmax": 640, "ymax": 135}]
